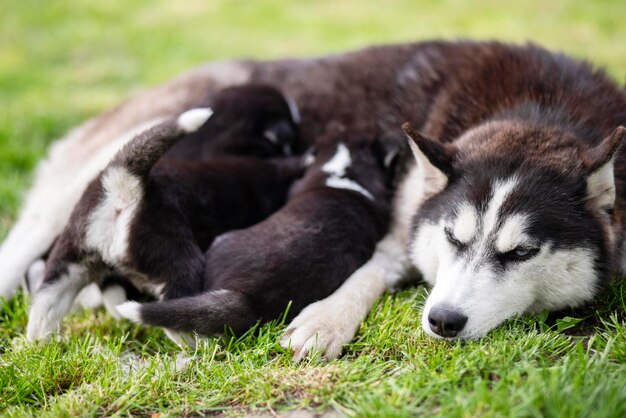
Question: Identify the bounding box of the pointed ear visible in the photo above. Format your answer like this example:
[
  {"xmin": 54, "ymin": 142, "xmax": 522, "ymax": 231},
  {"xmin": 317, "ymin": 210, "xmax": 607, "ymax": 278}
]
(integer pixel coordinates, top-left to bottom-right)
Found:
[
  {"xmin": 582, "ymin": 127, "xmax": 625, "ymax": 211},
  {"xmin": 402, "ymin": 122, "xmax": 457, "ymax": 178}
]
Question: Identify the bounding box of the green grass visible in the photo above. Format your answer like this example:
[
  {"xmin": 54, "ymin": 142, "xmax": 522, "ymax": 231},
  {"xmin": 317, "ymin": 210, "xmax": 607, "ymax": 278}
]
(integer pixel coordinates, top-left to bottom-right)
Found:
[{"xmin": 1, "ymin": 1, "xmax": 626, "ymax": 416}]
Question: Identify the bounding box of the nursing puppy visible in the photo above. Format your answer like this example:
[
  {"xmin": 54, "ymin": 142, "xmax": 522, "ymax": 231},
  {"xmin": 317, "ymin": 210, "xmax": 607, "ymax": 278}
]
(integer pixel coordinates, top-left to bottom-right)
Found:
[
  {"xmin": 115, "ymin": 138, "xmax": 397, "ymax": 343},
  {"xmin": 164, "ymin": 83, "xmax": 301, "ymax": 160},
  {"xmin": 26, "ymin": 109, "xmax": 303, "ymax": 341}
]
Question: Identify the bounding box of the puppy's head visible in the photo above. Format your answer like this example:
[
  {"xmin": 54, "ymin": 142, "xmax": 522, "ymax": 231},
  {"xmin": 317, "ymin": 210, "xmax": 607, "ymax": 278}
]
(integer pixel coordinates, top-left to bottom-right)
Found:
[
  {"xmin": 405, "ymin": 122, "xmax": 625, "ymax": 340},
  {"xmin": 205, "ymin": 84, "xmax": 301, "ymax": 157},
  {"xmin": 291, "ymin": 135, "xmax": 402, "ymax": 202}
]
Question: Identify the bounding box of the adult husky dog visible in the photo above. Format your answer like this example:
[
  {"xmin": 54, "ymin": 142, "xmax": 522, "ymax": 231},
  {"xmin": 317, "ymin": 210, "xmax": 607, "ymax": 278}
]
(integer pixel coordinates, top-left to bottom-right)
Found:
[{"xmin": 2, "ymin": 41, "xmax": 625, "ymax": 359}]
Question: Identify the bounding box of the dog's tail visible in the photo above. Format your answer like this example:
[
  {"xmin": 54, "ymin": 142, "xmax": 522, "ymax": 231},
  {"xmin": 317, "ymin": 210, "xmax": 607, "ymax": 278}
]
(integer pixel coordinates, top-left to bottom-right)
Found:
[
  {"xmin": 107, "ymin": 107, "xmax": 213, "ymax": 178},
  {"xmin": 116, "ymin": 289, "xmax": 257, "ymax": 335}
]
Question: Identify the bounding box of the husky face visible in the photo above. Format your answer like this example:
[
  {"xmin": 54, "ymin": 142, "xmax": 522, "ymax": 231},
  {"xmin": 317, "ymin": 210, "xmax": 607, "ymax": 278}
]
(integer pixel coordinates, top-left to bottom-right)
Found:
[{"xmin": 403, "ymin": 123, "xmax": 625, "ymax": 339}]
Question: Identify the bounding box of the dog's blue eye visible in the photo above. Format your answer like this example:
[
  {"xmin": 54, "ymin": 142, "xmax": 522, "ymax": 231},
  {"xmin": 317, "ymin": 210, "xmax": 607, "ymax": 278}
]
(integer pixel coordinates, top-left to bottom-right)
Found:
[
  {"xmin": 514, "ymin": 248, "xmax": 530, "ymax": 257},
  {"xmin": 501, "ymin": 247, "xmax": 539, "ymax": 262}
]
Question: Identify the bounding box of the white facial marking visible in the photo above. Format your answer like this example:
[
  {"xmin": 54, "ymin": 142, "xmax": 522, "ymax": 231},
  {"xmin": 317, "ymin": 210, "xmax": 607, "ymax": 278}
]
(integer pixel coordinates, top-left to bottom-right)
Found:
[
  {"xmin": 176, "ymin": 108, "xmax": 213, "ymax": 133},
  {"xmin": 322, "ymin": 143, "xmax": 351, "ymax": 177},
  {"xmin": 321, "ymin": 143, "xmax": 375, "ymax": 200},
  {"xmin": 85, "ymin": 167, "xmax": 143, "ymax": 264},
  {"xmin": 452, "ymin": 204, "xmax": 478, "ymax": 244},
  {"xmin": 483, "ymin": 177, "xmax": 519, "ymax": 237},
  {"xmin": 325, "ymin": 177, "xmax": 374, "ymax": 201},
  {"xmin": 413, "ymin": 173, "xmax": 602, "ymax": 340},
  {"xmin": 495, "ymin": 214, "xmax": 530, "ymax": 253}
]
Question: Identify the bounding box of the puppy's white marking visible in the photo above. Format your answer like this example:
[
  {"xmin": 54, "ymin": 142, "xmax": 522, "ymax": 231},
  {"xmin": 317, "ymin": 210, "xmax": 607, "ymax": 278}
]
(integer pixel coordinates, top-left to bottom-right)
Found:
[
  {"xmin": 325, "ymin": 177, "xmax": 374, "ymax": 201},
  {"xmin": 176, "ymin": 108, "xmax": 213, "ymax": 133},
  {"xmin": 322, "ymin": 143, "xmax": 351, "ymax": 177},
  {"xmin": 264, "ymin": 130, "xmax": 279, "ymax": 144},
  {"xmin": 144, "ymin": 282, "xmax": 166, "ymax": 299},
  {"xmin": 453, "ymin": 204, "xmax": 478, "ymax": 244},
  {"xmin": 116, "ymin": 301, "xmax": 142, "ymax": 323},
  {"xmin": 321, "ymin": 143, "xmax": 374, "ymax": 200},
  {"xmin": 85, "ymin": 167, "xmax": 143, "ymax": 264},
  {"xmin": 102, "ymin": 284, "xmax": 127, "ymax": 318},
  {"xmin": 285, "ymin": 96, "xmax": 301, "ymax": 124},
  {"xmin": 495, "ymin": 214, "xmax": 530, "ymax": 253},
  {"xmin": 482, "ymin": 177, "xmax": 519, "ymax": 237},
  {"xmin": 304, "ymin": 153, "xmax": 316, "ymax": 167}
]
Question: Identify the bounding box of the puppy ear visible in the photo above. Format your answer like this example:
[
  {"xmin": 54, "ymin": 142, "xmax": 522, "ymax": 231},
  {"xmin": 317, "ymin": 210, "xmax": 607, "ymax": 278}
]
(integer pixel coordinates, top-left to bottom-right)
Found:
[
  {"xmin": 582, "ymin": 127, "xmax": 625, "ymax": 211},
  {"xmin": 370, "ymin": 136, "xmax": 403, "ymax": 170},
  {"xmin": 402, "ymin": 122, "xmax": 457, "ymax": 179}
]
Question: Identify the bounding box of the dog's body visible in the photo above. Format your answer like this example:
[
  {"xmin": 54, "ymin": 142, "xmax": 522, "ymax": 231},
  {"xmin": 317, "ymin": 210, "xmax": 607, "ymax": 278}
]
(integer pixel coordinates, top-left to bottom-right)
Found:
[
  {"xmin": 116, "ymin": 139, "xmax": 395, "ymax": 340},
  {"xmin": 3, "ymin": 41, "xmax": 626, "ymax": 358}
]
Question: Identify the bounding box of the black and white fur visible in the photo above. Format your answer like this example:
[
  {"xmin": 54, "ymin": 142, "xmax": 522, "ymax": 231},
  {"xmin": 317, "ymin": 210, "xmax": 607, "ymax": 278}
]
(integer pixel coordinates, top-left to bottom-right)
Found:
[
  {"xmin": 116, "ymin": 139, "xmax": 397, "ymax": 347},
  {"xmin": 4, "ymin": 41, "xmax": 626, "ymax": 360},
  {"xmin": 26, "ymin": 109, "xmax": 303, "ymax": 341}
]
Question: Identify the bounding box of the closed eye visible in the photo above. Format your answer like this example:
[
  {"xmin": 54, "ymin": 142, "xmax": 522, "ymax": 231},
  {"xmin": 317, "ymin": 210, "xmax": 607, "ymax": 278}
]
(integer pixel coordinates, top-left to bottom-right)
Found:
[
  {"xmin": 445, "ymin": 228, "xmax": 466, "ymax": 250},
  {"xmin": 498, "ymin": 247, "xmax": 540, "ymax": 263}
]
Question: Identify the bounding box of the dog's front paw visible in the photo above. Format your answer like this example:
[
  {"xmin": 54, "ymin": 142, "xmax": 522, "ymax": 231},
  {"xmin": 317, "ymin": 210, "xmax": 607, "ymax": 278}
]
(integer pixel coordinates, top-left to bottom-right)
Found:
[
  {"xmin": 26, "ymin": 302, "xmax": 57, "ymax": 342},
  {"xmin": 280, "ymin": 298, "xmax": 360, "ymax": 361}
]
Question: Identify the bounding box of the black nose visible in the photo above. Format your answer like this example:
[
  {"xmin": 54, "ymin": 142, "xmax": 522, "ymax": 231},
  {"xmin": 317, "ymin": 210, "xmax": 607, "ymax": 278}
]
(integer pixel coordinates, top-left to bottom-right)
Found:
[{"xmin": 428, "ymin": 305, "xmax": 468, "ymax": 338}]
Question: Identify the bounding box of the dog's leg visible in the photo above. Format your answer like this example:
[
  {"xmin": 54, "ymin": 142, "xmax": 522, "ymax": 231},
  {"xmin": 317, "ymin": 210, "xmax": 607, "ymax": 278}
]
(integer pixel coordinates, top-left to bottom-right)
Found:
[
  {"xmin": 26, "ymin": 263, "xmax": 92, "ymax": 341},
  {"xmin": 72, "ymin": 283, "xmax": 104, "ymax": 310},
  {"xmin": 0, "ymin": 61, "xmax": 252, "ymax": 300},
  {"xmin": 280, "ymin": 235, "xmax": 410, "ymax": 361}
]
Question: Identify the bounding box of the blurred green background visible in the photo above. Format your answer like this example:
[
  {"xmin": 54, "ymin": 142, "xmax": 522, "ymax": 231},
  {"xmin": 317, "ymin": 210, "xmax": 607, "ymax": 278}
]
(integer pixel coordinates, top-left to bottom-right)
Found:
[{"xmin": 1, "ymin": 0, "xmax": 625, "ymax": 236}]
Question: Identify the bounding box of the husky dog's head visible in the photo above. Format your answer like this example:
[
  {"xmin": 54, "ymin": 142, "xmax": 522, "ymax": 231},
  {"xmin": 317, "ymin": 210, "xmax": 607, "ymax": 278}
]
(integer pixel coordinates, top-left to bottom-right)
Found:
[{"xmin": 405, "ymin": 122, "xmax": 625, "ymax": 339}]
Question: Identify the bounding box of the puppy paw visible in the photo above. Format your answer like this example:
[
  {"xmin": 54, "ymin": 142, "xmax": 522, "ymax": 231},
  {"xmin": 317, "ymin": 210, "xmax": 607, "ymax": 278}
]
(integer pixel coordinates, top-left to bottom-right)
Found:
[{"xmin": 280, "ymin": 298, "xmax": 360, "ymax": 361}]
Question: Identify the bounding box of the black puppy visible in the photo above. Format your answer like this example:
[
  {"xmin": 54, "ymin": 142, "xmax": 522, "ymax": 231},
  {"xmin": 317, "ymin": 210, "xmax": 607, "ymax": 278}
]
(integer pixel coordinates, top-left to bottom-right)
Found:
[
  {"xmin": 26, "ymin": 108, "xmax": 303, "ymax": 341},
  {"xmin": 116, "ymin": 138, "xmax": 398, "ymax": 339},
  {"xmin": 164, "ymin": 84, "xmax": 301, "ymax": 160}
]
